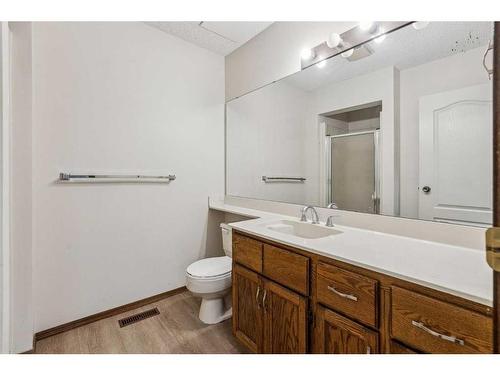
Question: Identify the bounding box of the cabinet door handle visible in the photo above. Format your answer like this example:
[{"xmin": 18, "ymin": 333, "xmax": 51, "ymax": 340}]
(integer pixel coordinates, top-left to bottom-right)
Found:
[
  {"xmin": 255, "ymin": 286, "xmax": 261, "ymax": 309},
  {"xmin": 262, "ymin": 289, "xmax": 268, "ymax": 312},
  {"xmin": 327, "ymin": 285, "xmax": 358, "ymax": 302},
  {"xmin": 411, "ymin": 320, "xmax": 465, "ymax": 346}
]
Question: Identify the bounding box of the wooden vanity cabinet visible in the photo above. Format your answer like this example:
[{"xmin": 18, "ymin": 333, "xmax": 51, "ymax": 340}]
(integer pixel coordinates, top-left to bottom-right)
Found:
[
  {"xmin": 232, "ymin": 264, "xmax": 263, "ymax": 353},
  {"xmin": 263, "ymin": 244, "xmax": 309, "ymax": 295},
  {"xmin": 390, "ymin": 286, "xmax": 492, "ymax": 354},
  {"xmin": 390, "ymin": 340, "xmax": 419, "ymax": 354},
  {"xmin": 233, "ymin": 234, "xmax": 263, "ymax": 273},
  {"xmin": 231, "ymin": 231, "xmax": 493, "ymax": 354},
  {"xmin": 262, "ymin": 278, "xmax": 308, "ymax": 353},
  {"xmin": 315, "ymin": 305, "xmax": 379, "ymax": 354},
  {"xmin": 232, "ymin": 263, "xmax": 308, "ymax": 354},
  {"xmin": 316, "ymin": 262, "xmax": 378, "ymax": 328}
]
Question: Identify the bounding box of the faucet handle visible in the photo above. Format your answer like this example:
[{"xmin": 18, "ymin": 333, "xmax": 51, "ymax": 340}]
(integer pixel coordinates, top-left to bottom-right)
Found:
[
  {"xmin": 325, "ymin": 215, "xmax": 340, "ymax": 227},
  {"xmin": 300, "ymin": 212, "xmax": 308, "ymax": 222}
]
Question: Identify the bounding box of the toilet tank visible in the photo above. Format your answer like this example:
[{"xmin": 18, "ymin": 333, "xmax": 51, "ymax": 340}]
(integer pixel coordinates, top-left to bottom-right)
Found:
[{"xmin": 220, "ymin": 223, "xmax": 232, "ymax": 258}]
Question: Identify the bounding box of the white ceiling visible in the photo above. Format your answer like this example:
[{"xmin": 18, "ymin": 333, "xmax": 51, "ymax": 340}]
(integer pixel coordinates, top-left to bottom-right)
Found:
[{"xmin": 145, "ymin": 21, "xmax": 273, "ymax": 56}]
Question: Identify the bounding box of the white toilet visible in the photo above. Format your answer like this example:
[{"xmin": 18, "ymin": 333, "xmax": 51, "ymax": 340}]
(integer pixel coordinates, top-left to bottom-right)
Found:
[{"xmin": 186, "ymin": 223, "xmax": 233, "ymax": 324}]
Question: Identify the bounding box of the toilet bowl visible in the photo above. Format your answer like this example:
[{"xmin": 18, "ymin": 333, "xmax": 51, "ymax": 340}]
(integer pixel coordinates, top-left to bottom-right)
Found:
[{"xmin": 186, "ymin": 223, "xmax": 233, "ymax": 324}]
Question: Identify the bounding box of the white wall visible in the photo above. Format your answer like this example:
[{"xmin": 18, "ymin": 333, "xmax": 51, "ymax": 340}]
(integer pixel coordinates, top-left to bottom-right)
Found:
[
  {"xmin": 225, "ymin": 22, "xmax": 356, "ymax": 101},
  {"xmin": 10, "ymin": 22, "xmax": 34, "ymax": 353},
  {"xmin": 32, "ymin": 22, "xmax": 225, "ymax": 333},
  {"xmin": 399, "ymin": 46, "xmax": 490, "ymax": 218}
]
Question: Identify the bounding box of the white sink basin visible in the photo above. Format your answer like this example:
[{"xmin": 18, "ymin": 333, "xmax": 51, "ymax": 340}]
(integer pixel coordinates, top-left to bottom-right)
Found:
[{"xmin": 265, "ymin": 220, "xmax": 342, "ymax": 239}]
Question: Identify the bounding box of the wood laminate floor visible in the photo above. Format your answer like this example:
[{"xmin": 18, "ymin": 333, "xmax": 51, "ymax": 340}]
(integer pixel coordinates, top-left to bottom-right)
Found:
[{"xmin": 35, "ymin": 291, "xmax": 247, "ymax": 354}]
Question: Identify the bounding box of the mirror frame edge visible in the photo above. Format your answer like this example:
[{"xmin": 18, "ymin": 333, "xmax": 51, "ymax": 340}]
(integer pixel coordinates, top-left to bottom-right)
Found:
[{"xmin": 493, "ymin": 21, "xmax": 500, "ymax": 354}]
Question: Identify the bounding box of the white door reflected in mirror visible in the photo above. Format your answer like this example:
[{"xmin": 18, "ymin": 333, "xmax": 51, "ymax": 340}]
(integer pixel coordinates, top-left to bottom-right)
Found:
[{"xmin": 418, "ymin": 84, "xmax": 493, "ymax": 227}]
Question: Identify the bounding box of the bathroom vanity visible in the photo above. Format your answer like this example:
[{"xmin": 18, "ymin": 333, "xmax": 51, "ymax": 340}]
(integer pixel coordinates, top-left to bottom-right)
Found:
[
  {"xmin": 227, "ymin": 216, "xmax": 492, "ymax": 354},
  {"xmin": 222, "ymin": 21, "xmax": 498, "ymax": 354}
]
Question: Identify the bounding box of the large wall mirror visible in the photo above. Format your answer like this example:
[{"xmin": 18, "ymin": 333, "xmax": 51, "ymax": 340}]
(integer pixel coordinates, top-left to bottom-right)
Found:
[{"xmin": 226, "ymin": 22, "xmax": 494, "ymax": 227}]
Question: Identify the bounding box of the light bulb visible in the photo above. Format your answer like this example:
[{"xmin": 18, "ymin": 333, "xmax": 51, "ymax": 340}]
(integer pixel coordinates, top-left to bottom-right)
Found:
[
  {"xmin": 374, "ymin": 33, "xmax": 386, "ymax": 44},
  {"xmin": 412, "ymin": 21, "xmax": 430, "ymax": 30},
  {"xmin": 300, "ymin": 48, "xmax": 315, "ymax": 60},
  {"xmin": 341, "ymin": 48, "xmax": 354, "ymax": 58},
  {"xmin": 359, "ymin": 22, "xmax": 375, "ymax": 31},
  {"xmin": 327, "ymin": 32, "xmax": 343, "ymax": 49},
  {"xmin": 317, "ymin": 60, "xmax": 327, "ymax": 69}
]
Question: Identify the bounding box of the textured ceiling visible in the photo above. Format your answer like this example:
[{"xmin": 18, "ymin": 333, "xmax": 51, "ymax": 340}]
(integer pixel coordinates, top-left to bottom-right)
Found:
[
  {"xmin": 145, "ymin": 21, "xmax": 273, "ymax": 56},
  {"xmin": 283, "ymin": 22, "xmax": 494, "ymax": 92}
]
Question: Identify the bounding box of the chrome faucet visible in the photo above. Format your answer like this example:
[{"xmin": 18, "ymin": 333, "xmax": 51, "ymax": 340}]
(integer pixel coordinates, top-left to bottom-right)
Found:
[
  {"xmin": 326, "ymin": 216, "xmax": 335, "ymax": 227},
  {"xmin": 325, "ymin": 214, "xmax": 340, "ymax": 227},
  {"xmin": 327, "ymin": 202, "xmax": 338, "ymax": 209},
  {"xmin": 300, "ymin": 205, "xmax": 320, "ymax": 224}
]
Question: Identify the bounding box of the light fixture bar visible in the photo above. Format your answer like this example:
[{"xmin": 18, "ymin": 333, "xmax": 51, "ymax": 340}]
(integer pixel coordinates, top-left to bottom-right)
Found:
[{"xmin": 300, "ymin": 21, "xmax": 412, "ymax": 70}]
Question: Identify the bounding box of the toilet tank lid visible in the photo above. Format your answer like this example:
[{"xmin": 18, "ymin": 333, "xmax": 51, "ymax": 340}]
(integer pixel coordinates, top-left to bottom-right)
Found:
[{"xmin": 187, "ymin": 256, "xmax": 232, "ymax": 278}]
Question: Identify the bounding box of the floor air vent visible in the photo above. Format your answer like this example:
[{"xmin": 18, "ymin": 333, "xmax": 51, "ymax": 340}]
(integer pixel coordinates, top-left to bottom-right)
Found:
[{"xmin": 118, "ymin": 308, "xmax": 160, "ymax": 328}]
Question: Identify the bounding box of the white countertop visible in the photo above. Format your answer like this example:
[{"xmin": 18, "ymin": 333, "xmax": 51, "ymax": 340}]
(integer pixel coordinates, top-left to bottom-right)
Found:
[{"xmin": 209, "ymin": 200, "xmax": 493, "ymax": 307}]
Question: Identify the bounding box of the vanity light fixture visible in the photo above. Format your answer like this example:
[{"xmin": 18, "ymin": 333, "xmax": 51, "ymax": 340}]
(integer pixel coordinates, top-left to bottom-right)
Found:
[
  {"xmin": 300, "ymin": 21, "xmax": 411, "ymax": 70},
  {"xmin": 316, "ymin": 60, "xmax": 327, "ymax": 69},
  {"xmin": 327, "ymin": 32, "xmax": 344, "ymax": 49},
  {"xmin": 374, "ymin": 30, "xmax": 386, "ymax": 44},
  {"xmin": 359, "ymin": 21, "xmax": 377, "ymax": 33},
  {"xmin": 301, "ymin": 48, "xmax": 315, "ymax": 60},
  {"xmin": 327, "ymin": 32, "xmax": 354, "ymax": 59},
  {"xmin": 341, "ymin": 45, "xmax": 354, "ymax": 58},
  {"xmin": 412, "ymin": 21, "xmax": 430, "ymax": 30}
]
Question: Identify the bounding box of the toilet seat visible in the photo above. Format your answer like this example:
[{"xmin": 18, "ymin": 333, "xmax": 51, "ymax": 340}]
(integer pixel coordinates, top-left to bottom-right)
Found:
[
  {"xmin": 186, "ymin": 256, "xmax": 231, "ymax": 279},
  {"xmin": 186, "ymin": 256, "xmax": 232, "ymax": 298}
]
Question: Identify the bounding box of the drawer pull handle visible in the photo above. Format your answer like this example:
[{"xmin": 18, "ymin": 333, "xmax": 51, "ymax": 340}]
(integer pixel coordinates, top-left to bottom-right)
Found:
[
  {"xmin": 327, "ymin": 285, "xmax": 358, "ymax": 302},
  {"xmin": 256, "ymin": 286, "xmax": 261, "ymax": 309},
  {"xmin": 411, "ymin": 320, "xmax": 465, "ymax": 346}
]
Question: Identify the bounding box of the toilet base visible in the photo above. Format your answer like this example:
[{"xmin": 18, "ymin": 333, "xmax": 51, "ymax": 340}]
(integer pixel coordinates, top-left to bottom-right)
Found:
[{"xmin": 199, "ymin": 294, "xmax": 232, "ymax": 324}]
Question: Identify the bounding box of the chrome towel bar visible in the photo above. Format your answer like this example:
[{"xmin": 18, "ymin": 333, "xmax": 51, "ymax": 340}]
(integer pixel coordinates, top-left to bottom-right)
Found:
[
  {"xmin": 59, "ymin": 173, "xmax": 176, "ymax": 182},
  {"xmin": 261, "ymin": 176, "xmax": 306, "ymax": 183}
]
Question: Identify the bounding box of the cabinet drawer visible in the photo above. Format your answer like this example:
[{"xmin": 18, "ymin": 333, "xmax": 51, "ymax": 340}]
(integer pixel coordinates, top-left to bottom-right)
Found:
[
  {"xmin": 233, "ymin": 233, "xmax": 263, "ymax": 273},
  {"xmin": 391, "ymin": 286, "xmax": 492, "ymax": 354},
  {"xmin": 263, "ymin": 244, "xmax": 309, "ymax": 295},
  {"xmin": 316, "ymin": 262, "xmax": 378, "ymax": 328}
]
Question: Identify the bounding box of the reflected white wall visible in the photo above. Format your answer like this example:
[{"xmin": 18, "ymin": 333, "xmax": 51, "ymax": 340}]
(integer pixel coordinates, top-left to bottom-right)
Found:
[
  {"xmin": 227, "ymin": 81, "xmax": 311, "ymax": 203},
  {"xmin": 227, "ymin": 66, "xmax": 400, "ymax": 216}
]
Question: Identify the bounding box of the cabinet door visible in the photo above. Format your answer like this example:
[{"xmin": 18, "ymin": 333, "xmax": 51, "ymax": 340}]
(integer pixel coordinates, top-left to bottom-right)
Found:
[
  {"xmin": 232, "ymin": 264, "xmax": 263, "ymax": 353},
  {"xmin": 390, "ymin": 340, "xmax": 419, "ymax": 354},
  {"xmin": 315, "ymin": 305, "xmax": 378, "ymax": 354},
  {"xmin": 262, "ymin": 278, "xmax": 307, "ymax": 353}
]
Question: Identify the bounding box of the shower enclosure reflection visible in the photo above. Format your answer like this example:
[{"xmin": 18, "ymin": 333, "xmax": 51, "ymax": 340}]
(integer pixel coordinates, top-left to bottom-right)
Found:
[{"xmin": 323, "ymin": 103, "xmax": 381, "ymax": 214}]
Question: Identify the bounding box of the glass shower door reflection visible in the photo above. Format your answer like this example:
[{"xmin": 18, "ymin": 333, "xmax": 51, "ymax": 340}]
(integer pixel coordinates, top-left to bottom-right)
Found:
[{"xmin": 330, "ymin": 131, "xmax": 379, "ymax": 214}]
